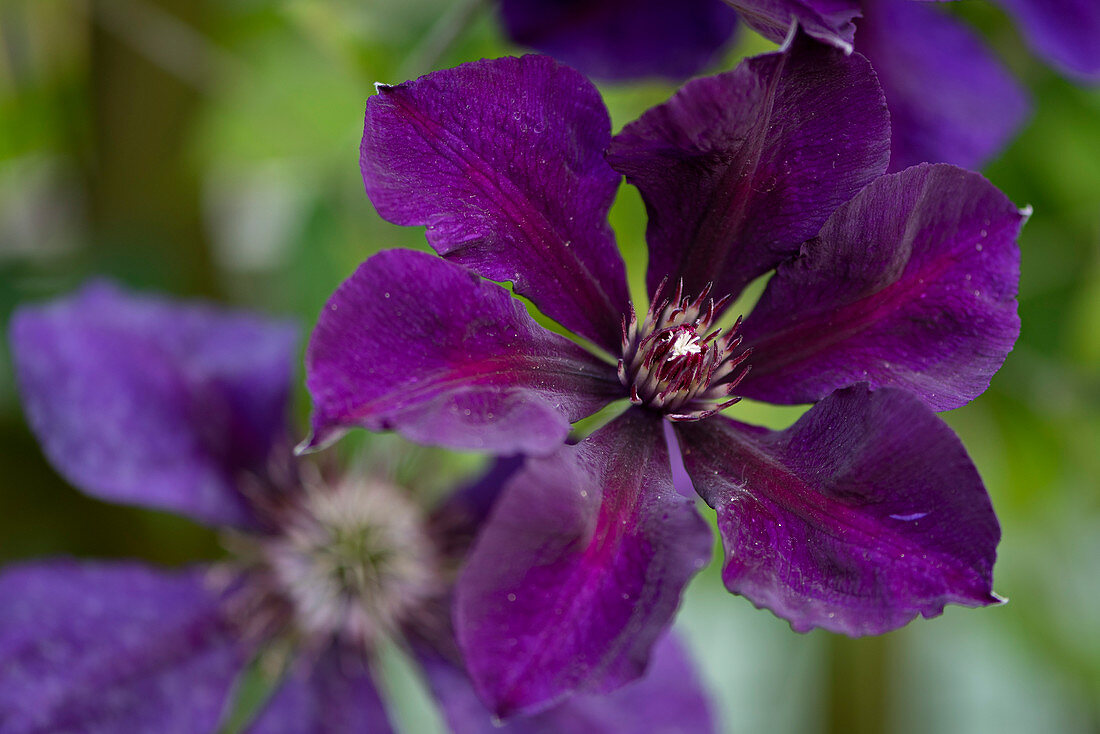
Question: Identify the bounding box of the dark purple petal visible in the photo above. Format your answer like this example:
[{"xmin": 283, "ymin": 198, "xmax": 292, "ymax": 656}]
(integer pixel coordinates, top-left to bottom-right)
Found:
[
  {"xmin": 9, "ymin": 282, "xmax": 297, "ymax": 527},
  {"xmin": 245, "ymin": 646, "xmax": 394, "ymax": 734},
  {"xmin": 676, "ymin": 385, "xmax": 1001, "ymax": 636},
  {"xmin": 417, "ymin": 632, "xmax": 717, "ymax": 734},
  {"xmin": 739, "ymin": 164, "xmax": 1025, "ymax": 411},
  {"xmin": 361, "ymin": 55, "xmax": 629, "ymax": 352},
  {"xmin": 0, "ymin": 560, "xmax": 245, "ymax": 734},
  {"xmin": 304, "ymin": 250, "xmax": 622, "ymax": 455},
  {"xmin": 430, "ymin": 456, "xmax": 526, "ymax": 559},
  {"xmin": 723, "ymin": 0, "xmax": 861, "ymax": 49},
  {"xmin": 856, "ymin": 0, "xmax": 1030, "ymax": 171},
  {"xmin": 455, "ymin": 410, "xmax": 712, "ymax": 718},
  {"xmin": 608, "ymin": 31, "xmax": 889, "ymax": 302},
  {"xmin": 994, "ymin": 0, "xmax": 1100, "ymax": 80},
  {"xmin": 499, "ymin": 0, "xmax": 738, "ymax": 82}
]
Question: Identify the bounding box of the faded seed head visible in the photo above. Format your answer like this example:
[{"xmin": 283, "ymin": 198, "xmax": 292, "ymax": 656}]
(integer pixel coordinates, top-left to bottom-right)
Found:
[
  {"xmin": 225, "ymin": 474, "xmax": 442, "ymax": 651},
  {"xmin": 618, "ymin": 278, "xmax": 751, "ymax": 421}
]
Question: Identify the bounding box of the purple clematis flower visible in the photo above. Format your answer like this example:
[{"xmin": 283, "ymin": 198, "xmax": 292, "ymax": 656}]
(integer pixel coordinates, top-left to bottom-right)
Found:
[
  {"xmin": 497, "ymin": 0, "xmax": 739, "ymax": 82},
  {"xmin": 306, "ymin": 32, "xmax": 1028, "ymax": 717},
  {"xmin": 3, "ymin": 283, "xmax": 717, "ymax": 734}
]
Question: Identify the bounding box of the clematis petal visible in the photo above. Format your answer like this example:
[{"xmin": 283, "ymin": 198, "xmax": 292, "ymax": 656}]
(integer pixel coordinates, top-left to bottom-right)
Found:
[
  {"xmin": 416, "ymin": 632, "xmax": 716, "ymax": 734},
  {"xmin": 856, "ymin": 0, "xmax": 1030, "ymax": 171},
  {"xmin": 245, "ymin": 646, "xmax": 394, "ymax": 734},
  {"xmin": 0, "ymin": 560, "xmax": 246, "ymax": 734},
  {"xmin": 455, "ymin": 410, "xmax": 712, "ymax": 718},
  {"xmin": 361, "ymin": 55, "xmax": 629, "ymax": 352},
  {"xmin": 9, "ymin": 282, "xmax": 297, "ymax": 527},
  {"xmin": 739, "ymin": 164, "xmax": 1025, "ymax": 411},
  {"xmin": 608, "ymin": 31, "xmax": 889, "ymax": 302},
  {"xmin": 499, "ymin": 0, "xmax": 738, "ymax": 82},
  {"xmin": 676, "ymin": 385, "xmax": 1001, "ymax": 637},
  {"xmin": 994, "ymin": 0, "xmax": 1100, "ymax": 80},
  {"xmin": 722, "ymin": 0, "xmax": 861, "ymax": 51},
  {"xmin": 304, "ymin": 249, "xmax": 622, "ymax": 455},
  {"xmin": 430, "ymin": 456, "xmax": 526, "ymax": 560}
]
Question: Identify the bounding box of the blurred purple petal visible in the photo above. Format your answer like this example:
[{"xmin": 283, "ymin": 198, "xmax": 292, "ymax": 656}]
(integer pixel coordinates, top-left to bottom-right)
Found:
[
  {"xmin": 740, "ymin": 164, "xmax": 1025, "ymax": 411},
  {"xmin": 246, "ymin": 646, "xmax": 394, "ymax": 734},
  {"xmin": 361, "ymin": 55, "xmax": 629, "ymax": 352},
  {"xmin": 431, "ymin": 456, "xmax": 526, "ymax": 558},
  {"xmin": 0, "ymin": 560, "xmax": 245, "ymax": 734},
  {"xmin": 608, "ymin": 31, "xmax": 889, "ymax": 301},
  {"xmin": 418, "ymin": 632, "xmax": 717, "ymax": 734},
  {"xmin": 9, "ymin": 282, "xmax": 297, "ymax": 527},
  {"xmin": 676, "ymin": 385, "xmax": 1001, "ymax": 636},
  {"xmin": 994, "ymin": 0, "xmax": 1100, "ymax": 80},
  {"xmin": 499, "ymin": 0, "xmax": 738, "ymax": 82},
  {"xmin": 304, "ymin": 250, "xmax": 621, "ymax": 454},
  {"xmin": 455, "ymin": 410, "xmax": 711, "ymax": 718},
  {"xmin": 856, "ymin": 0, "xmax": 1030, "ymax": 171},
  {"xmin": 724, "ymin": 0, "xmax": 861, "ymax": 49}
]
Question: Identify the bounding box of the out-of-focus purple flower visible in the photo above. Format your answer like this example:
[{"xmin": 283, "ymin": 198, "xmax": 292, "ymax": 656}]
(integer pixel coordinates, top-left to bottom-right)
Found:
[
  {"xmin": 724, "ymin": 0, "xmax": 1033, "ymax": 170},
  {"xmin": 726, "ymin": 0, "xmax": 1100, "ymax": 82},
  {"xmin": 310, "ymin": 32, "xmax": 1028, "ymax": 717},
  {"xmin": 498, "ymin": 0, "xmax": 739, "ymax": 81},
  {"xmin": 853, "ymin": 0, "xmax": 1030, "ymax": 171},
  {"xmin": 3, "ymin": 283, "xmax": 717, "ymax": 734},
  {"xmin": 724, "ymin": 0, "xmax": 1096, "ymax": 169}
]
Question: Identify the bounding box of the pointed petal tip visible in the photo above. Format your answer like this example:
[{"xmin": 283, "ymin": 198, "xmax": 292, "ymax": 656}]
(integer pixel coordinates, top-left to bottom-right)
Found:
[
  {"xmin": 780, "ymin": 19, "xmax": 853, "ymax": 55},
  {"xmin": 294, "ymin": 426, "xmax": 345, "ymax": 456}
]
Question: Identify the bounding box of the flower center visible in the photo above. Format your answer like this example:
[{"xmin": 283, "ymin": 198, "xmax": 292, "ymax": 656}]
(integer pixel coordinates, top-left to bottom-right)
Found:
[
  {"xmin": 618, "ymin": 279, "xmax": 751, "ymax": 421},
  {"xmin": 231, "ymin": 477, "xmax": 442, "ymax": 649}
]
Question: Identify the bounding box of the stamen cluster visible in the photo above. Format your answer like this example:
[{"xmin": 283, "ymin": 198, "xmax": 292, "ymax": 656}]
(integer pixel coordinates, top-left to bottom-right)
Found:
[
  {"xmin": 228, "ymin": 475, "xmax": 442, "ymax": 651},
  {"xmin": 618, "ymin": 279, "xmax": 751, "ymax": 421}
]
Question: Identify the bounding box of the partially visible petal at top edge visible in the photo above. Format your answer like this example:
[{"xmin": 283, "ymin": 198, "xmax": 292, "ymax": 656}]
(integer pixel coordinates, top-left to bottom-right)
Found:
[
  {"xmin": 8, "ymin": 281, "xmax": 298, "ymax": 528},
  {"xmin": 499, "ymin": 0, "xmax": 738, "ymax": 82},
  {"xmin": 608, "ymin": 30, "xmax": 889, "ymax": 304},
  {"xmin": 304, "ymin": 250, "xmax": 623, "ymax": 456},
  {"xmin": 724, "ymin": 0, "xmax": 861, "ymax": 50},
  {"xmin": 454, "ymin": 409, "xmax": 712, "ymax": 719},
  {"xmin": 0, "ymin": 559, "xmax": 247, "ymax": 734},
  {"xmin": 245, "ymin": 644, "xmax": 395, "ymax": 734},
  {"xmin": 857, "ymin": 0, "xmax": 1030, "ymax": 172},
  {"xmin": 994, "ymin": 0, "xmax": 1100, "ymax": 81},
  {"xmin": 675, "ymin": 385, "xmax": 1001, "ymax": 637},
  {"xmin": 739, "ymin": 164, "xmax": 1025, "ymax": 411},
  {"xmin": 361, "ymin": 55, "xmax": 630, "ymax": 353},
  {"xmin": 415, "ymin": 630, "xmax": 717, "ymax": 734}
]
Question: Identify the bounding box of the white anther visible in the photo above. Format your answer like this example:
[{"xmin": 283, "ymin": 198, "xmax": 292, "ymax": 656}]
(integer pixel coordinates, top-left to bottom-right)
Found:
[{"xmin": 667, "ymin": 331, "xmax": 702, "ymax": 360}]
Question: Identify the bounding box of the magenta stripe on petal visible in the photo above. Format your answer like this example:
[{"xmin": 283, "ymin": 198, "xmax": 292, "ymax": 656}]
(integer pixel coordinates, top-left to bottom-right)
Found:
[
  {"xmin": 304, "ymin": 249, "xmax": 622, "ymax": 455},
  {"xmin": 739, "ymin": 164, "xmax": 1025, "ymax": 411},
  {"xmin": 676, "ymin": 385, "xmax": 1001, "ymax": 636},
  {"xmin": 361, "ymin": 55, "xmax": 630, "ymax": 352},
  {"xmin": 609, "ymin": 30, "xmax": 889, "ymax": 303},
  {"xmin": 455, "ymin": 410, "xmax": 711, "ymax": 718}
]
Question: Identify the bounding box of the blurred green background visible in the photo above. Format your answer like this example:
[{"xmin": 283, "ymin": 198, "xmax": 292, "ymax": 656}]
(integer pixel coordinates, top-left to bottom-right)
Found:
[{"xmin": 1, "ymin": 1, "xmax": 1098, "ymax": 732}]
